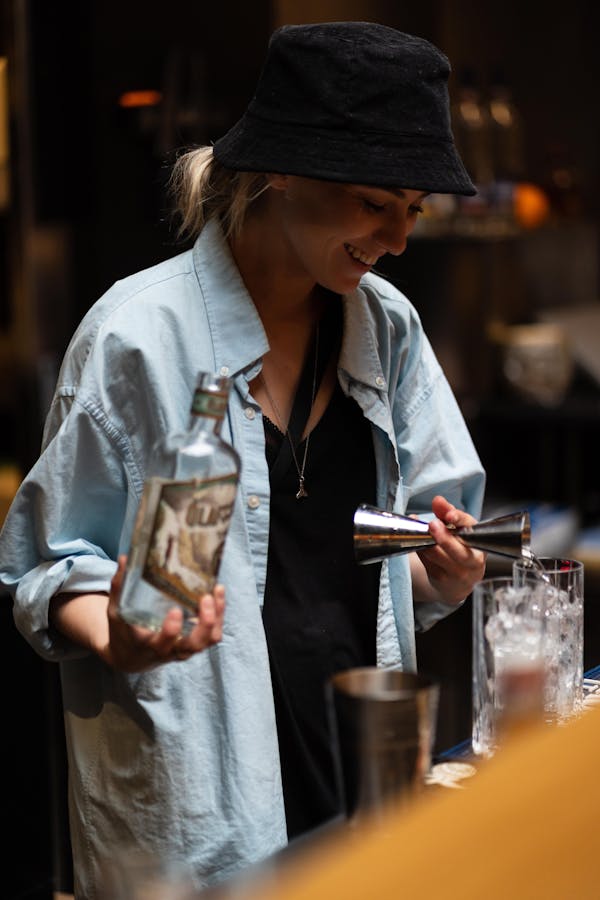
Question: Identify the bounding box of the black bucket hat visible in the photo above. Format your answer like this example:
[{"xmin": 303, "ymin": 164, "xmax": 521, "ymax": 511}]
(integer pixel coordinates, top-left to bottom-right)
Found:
[{"xmin": 213, "ymin": 21, "xmax": 476, "ymax": 196}]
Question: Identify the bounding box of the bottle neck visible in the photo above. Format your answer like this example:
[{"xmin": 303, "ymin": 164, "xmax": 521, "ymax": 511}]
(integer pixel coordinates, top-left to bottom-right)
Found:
[{"xmin": 189, "ymin": 387, "xmax": 228, "ymax": 435}]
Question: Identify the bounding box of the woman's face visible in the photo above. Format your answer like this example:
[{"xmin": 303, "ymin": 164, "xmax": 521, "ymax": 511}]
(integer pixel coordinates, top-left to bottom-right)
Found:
[{"xmin": 268, "ymin": 175, "xmax": 428, "ymax": 293}]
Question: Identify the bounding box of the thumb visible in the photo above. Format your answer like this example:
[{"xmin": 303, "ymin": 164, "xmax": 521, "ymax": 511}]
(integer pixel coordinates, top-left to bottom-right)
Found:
[{"xmin": 109, "ymin": 555, "xmax": 127, "ymax": 610}]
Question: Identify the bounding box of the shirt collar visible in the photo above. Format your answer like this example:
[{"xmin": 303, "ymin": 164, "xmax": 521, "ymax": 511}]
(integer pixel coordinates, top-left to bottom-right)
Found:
[
  {"xmin": 192, "ymin": 219, "xmax": 269, "ymax": 380},
  {"xmin": 339, "ymin": 285, "xmax": 388, "ymax": 392}
]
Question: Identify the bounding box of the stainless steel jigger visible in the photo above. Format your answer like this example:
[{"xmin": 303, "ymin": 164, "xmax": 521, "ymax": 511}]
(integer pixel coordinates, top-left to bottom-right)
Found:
[{"xmin": 353, "ymin": 505, "xmax": 531, "ymax": 565}]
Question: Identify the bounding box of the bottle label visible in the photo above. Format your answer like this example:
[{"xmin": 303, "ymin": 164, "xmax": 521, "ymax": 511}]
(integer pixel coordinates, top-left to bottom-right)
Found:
[
  {"xmin": 192, "ymin": 389, "xmax": 228, "ymax": 419},
  {"xmin": 140, "ymin": 474, "xmax": 237, "ymax": 612}
]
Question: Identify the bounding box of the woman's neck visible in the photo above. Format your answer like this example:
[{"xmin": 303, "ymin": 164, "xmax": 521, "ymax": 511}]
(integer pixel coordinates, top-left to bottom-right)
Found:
[
  {"xmin": 228, "ymin": 201, "xmax": 337, "ymax": 425},
  {"xmin": 228, "ymin": 203, "xmax": 322, "ymax": 332}
]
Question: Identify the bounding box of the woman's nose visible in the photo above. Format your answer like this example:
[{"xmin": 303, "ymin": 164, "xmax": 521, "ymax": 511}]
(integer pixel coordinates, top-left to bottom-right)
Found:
[{"xmin": 375, "ymin": 216, "xmax": 409, "ymax": 256}]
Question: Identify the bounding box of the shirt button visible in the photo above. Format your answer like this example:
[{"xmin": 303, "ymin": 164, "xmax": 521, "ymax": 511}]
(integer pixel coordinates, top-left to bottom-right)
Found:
[
  {"xmin": 219, "ymin": 366, "xmax": 230, "ymax": 376},
  {"xmin": 247, "ymin": 495, "xmax": 260, "ymax": 509},
  {"xmin": 375, "ymin": 376, "xmax": 385, "ymax": 387},
  {"xmin": 244, "ymin": 407, "xmax": 256, "ymax": 420}
]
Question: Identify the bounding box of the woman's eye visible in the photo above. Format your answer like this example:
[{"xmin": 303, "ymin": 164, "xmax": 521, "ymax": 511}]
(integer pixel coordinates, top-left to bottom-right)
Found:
[
  {"xmin": 409, "ymin": 204, "xmax": 424, "ymax": 216},
  {"xmin": 363, "ymin": 199, "xmax": 385, "ymax": 213}
]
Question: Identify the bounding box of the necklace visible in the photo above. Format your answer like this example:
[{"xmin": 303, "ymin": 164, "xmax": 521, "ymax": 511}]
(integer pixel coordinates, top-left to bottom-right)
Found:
[{"xmin": 260, "ymin": 324, "xmax": 320, "ymax": 500}]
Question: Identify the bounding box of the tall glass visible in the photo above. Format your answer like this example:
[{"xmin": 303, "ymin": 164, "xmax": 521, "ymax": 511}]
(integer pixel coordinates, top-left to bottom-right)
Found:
[
  {"xmin": 472, "ymin": 575, "xmax": 548, "ymax": 758},
  {"xmin": 513, "ymin": 557, "xmax": 584, "ymax": 722}
]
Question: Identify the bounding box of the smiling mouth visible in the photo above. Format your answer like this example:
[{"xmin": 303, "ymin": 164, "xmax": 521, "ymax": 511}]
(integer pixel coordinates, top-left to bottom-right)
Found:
[{"xmin": 344, "ymin": 243, "xmax": 379, "ymax": 266}]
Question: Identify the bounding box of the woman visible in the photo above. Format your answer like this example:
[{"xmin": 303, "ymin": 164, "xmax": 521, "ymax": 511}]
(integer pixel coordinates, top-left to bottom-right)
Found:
[{"xmin": 0, "ymin": 21, "xmax": 486, "ymax": 897}]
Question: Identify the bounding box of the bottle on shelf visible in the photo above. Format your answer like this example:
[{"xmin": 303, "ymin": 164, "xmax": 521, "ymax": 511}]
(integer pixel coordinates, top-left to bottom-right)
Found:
[
  {"xmin": 488, "ymin": 66, "xmax": 525, "ymax": 181},
  {"xmin": 119, "ymin": 372, "xmax": 240, "ymax": 633},
  {"xmin": 541, "ymin": 140, "xmax": 584, "ymax": 220},
  {"xmin": 451, "ymin": 67, "xmax": 494, "ymax": 222},
  {"xmin": 487, "ymin": 66, "xmax": 525, "ymax": 225}
]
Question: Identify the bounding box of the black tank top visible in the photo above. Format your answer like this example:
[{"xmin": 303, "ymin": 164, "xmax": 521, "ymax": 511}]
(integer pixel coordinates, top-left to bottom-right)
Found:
[{"xmin": 262, "ymin": 313, "xmax": 381, "ymax": 839}]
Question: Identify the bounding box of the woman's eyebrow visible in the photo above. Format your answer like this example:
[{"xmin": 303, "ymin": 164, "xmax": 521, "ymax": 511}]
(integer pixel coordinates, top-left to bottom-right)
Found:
[{"xmin": 387, "ymin": 188, "xmax": 431, "ymax": 201}]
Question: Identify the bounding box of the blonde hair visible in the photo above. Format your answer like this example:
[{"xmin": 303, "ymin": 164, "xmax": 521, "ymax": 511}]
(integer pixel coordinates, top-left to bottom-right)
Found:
[{"xmin": 168, "ymin": 146, "xmax": 269, "ymax": 241}]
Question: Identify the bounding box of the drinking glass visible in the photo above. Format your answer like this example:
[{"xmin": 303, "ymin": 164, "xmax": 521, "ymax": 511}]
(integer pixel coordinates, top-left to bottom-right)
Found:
[
  {"xmin": 513, "ymin": 557, "xmax": 584, "ymax": 722},
  {"xmin": 472, "ymin": 575, "xmax": 548, "ymax": 758}
]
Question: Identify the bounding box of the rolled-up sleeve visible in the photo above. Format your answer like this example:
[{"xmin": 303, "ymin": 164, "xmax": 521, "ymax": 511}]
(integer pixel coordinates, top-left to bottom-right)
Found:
[{"xmin": 1, "ymin": 392, "xmax": 134, "ymax": 660}]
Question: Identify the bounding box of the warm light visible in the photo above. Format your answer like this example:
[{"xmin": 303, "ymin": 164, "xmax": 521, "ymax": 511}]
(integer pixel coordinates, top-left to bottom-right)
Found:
[
  {"xmin": 489, "ymin": 99, "xmax": 513, "ymax": 127},
  {"xmin": 459, "ymin": 98, "xmax": 486, "ymax": 126},
  {"xmin": 118, "ymin": 90, "xmax": 162, "ymax": 109},
  {"xmin": 513, "ymin": 182, "xmax": 551, "ymax": 229}
]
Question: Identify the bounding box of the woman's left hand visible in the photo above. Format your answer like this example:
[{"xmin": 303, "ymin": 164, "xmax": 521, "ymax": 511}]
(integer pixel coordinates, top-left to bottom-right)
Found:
[{"xmin": 416, "ymin": 495, "xmax": 486, "ymax": 606}]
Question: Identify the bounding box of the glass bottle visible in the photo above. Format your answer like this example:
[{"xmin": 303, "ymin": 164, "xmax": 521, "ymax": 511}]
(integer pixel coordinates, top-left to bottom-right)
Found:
[
  {"xmin": 488, "ymin": 67, "xmax": 525, "ymax": 184},
  {"xmin": 487, "ymin": 66, "xmax": 525, "ymax": 226},
  {"xmin": 118, "ymin": 372, "xmax": 240, "ymax": 633},
  {"xmin": 451, "ymin": 67, "xmax": 494, "ymax": 219}
]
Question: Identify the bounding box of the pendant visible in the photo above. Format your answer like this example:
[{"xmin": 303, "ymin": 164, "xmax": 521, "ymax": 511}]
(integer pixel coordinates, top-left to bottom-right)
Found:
[{"xmin": 296, "ymin": 477, "xmax": 308, "ymax": 500}]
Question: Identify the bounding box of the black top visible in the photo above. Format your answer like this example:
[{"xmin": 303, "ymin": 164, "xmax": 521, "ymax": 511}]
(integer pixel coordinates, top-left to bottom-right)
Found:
[{"xmin": 262, "ymin": 311, "xmax": 381, "ymax": 839}]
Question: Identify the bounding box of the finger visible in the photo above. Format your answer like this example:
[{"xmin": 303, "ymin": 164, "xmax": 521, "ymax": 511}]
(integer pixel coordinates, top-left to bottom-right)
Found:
[
  {"xmin": 429, "ymin": 517, "xmax": 487, "ymax": 568},
  {"xmin": 161, "ymin": 606, "xmax": 185, "ymax": 638},
  {"xmin": 199, "ymin": 592, "xmax": 217, "ymax": 626},
  {"xmin": 186, "ymin": 590, "xmax": 226, "ymax": 647},
  {"xmin": 208, "ymin": 591, "xmax": 225, "ymax": 643},
  {"xmin": 428, "ymin": 518, "xmax": 472, "ymax": 562},
  {"xmin": 147, "ymin": 586, "xmax": 227, "ymax": 662},
  {"xmin": 213, "ymin": 584, "xmax": 226, "ymax": 619},
  {"xmin": 212, "ymin": 587, "xmax": 225, "ymax": 641},
  {"xmin": 140, "ymin": 607, "xmax": 185, "ymax": 658},
  {"xmin": 421, "ymin": 550, "xmax": 485, "ymax": 604},
  {"xmin": 162, "ymin": 591, "xmax": 223, "ymax": 660},
  {"xmin": 112, "ymin": 554, "xmax": 127, "ymax": 589},
  {"xmin": 420, "ymin": 540, "xmax": 486, "ymax": 587},
  {"xmin": 450, "ymin": 508, "xmax": 478, "ymax": 528},
  {"xmin": 193, "ymin": 594, "xmax": 221, "ymax": 643},
  {"xmin": 432, "ymin": 495, "xmax": 477, "ymax": 529},
  {"xmin": 108, "ymin": 555, "xmax": 127, "ymax": 616},
  {"xmin": 171, "ymin": 633, "xmax": 195, "ymax": 662},
  {"xmin": 431, "ymin": 495, "xmax": 457, "ymax": 524}
]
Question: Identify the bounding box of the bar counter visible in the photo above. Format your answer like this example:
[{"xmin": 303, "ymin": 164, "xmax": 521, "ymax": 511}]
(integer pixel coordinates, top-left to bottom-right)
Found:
[{"xmin": 200, "ymin": 672, "xmax": 600, "ymax": 899}]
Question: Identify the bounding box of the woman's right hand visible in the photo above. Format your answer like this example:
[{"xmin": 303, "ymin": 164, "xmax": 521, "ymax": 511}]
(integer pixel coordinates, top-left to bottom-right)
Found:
[
  {"xmin": 50, "ymin": 555, "xmax": 226, "ymax": 673},
  {"xmin": 104, "ymin": 555, "xmax": 226, "ymax": 672}
]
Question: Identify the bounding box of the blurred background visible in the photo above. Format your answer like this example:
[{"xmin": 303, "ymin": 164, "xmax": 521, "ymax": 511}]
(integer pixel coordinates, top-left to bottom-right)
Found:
[{"xmin": 1, "ymin": 1, "xmax": 599, "ymax": 897}]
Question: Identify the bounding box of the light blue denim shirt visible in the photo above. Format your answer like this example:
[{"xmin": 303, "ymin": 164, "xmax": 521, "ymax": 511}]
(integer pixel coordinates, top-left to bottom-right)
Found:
[{"xmin": 0, "ymin": 219, "xmax": 484, "ymax": 897}]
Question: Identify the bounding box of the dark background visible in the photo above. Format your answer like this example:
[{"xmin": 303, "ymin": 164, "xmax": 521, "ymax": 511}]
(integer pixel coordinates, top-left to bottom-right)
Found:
[{"xmin": 1, "ymin": 1, "xmax": 599, "ymax": 896}]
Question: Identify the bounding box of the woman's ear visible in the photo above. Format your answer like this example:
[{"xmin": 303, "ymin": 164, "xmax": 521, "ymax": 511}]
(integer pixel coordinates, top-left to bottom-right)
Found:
[{"xmin": 266, "ymin": 173, "xmax": 289, "ymax": 191}]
